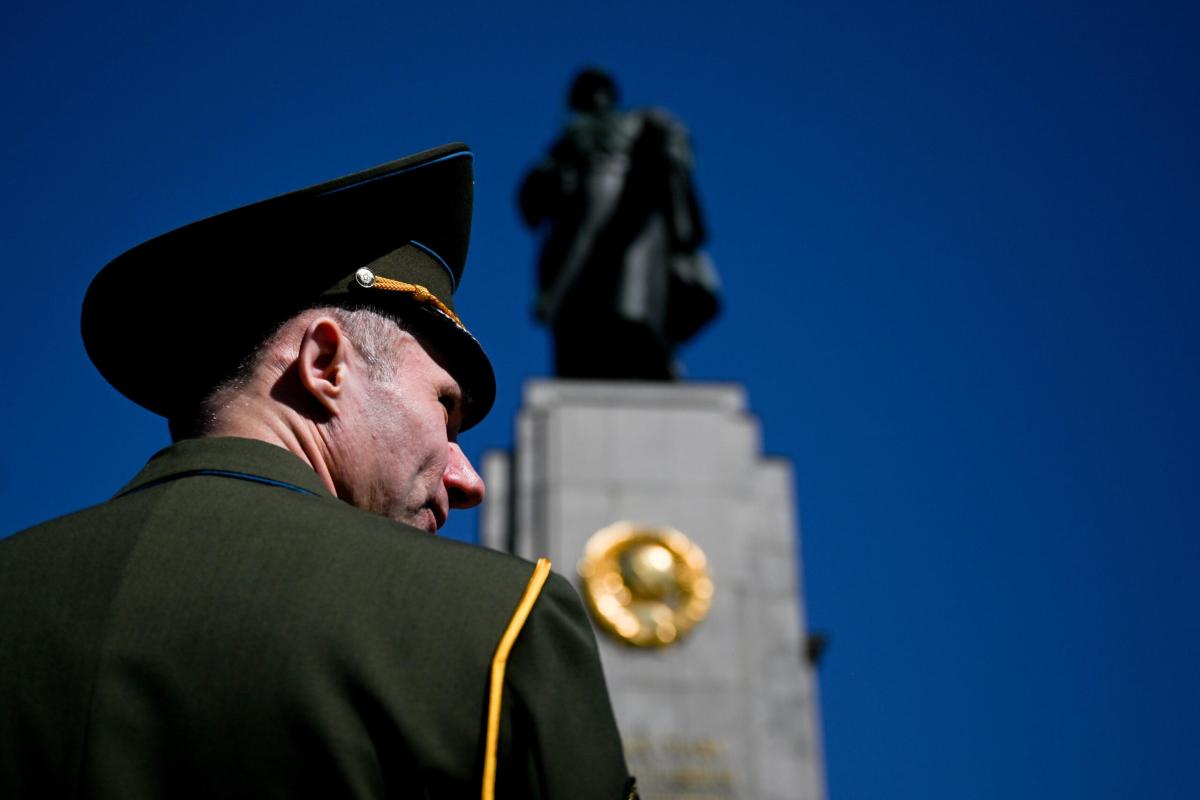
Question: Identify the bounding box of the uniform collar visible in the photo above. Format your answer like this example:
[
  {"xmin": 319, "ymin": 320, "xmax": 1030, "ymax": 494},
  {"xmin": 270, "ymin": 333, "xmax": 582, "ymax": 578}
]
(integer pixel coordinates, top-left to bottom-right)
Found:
[{"xmin": 117, "ymin": 436, "xmax": 334, "ymax": 500}]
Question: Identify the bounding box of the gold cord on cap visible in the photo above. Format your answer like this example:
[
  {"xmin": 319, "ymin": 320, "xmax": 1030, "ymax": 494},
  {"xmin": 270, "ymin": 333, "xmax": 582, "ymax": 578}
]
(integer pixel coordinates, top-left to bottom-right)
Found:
[{"xmin": 354, "ymin": 268, "xmax": 463, "ymax": 327}]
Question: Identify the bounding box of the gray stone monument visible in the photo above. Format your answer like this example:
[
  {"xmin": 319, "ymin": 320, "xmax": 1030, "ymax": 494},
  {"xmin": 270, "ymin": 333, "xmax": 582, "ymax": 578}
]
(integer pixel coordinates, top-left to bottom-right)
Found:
[{"xmin": 481, "ymin": 380, "xmax": 825, "ymax": 800}]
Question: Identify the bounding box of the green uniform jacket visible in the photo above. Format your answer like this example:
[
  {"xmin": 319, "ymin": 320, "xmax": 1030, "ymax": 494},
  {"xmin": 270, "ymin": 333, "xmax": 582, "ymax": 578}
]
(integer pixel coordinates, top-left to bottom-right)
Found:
[{"xmin": 0, "ymin": 437, "xmax": 632, "ymax": 799}]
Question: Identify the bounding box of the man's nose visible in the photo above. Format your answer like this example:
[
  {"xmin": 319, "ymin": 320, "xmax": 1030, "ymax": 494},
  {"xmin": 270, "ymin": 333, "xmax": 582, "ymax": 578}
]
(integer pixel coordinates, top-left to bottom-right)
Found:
[{"xmin": 444, "ymin": 443, "xmax": 485, "ymax": 509}]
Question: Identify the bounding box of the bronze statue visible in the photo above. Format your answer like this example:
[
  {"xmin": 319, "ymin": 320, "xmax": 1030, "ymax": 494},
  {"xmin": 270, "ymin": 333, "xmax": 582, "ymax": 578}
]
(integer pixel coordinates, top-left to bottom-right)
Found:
[{"xmin": 519, "ymin": 68, "xmax": 720, "ymax": 380}]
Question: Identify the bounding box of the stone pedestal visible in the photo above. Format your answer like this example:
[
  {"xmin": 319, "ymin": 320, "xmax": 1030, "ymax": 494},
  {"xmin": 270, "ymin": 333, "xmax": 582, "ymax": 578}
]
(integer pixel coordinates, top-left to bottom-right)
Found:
[{"xmin": 481, "ymin": 380, "xmax": 825, "ymax": 800}]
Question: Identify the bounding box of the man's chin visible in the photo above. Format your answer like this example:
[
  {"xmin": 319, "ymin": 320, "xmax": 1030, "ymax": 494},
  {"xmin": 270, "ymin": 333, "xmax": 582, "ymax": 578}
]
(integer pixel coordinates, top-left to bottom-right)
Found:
[
  {"xmin": 381, "ymin": 505, "xmax": 439, "ymax": 534},
  {"xmin": 409, "ymin": 508, "xmax": 441, "ymax": 534}
]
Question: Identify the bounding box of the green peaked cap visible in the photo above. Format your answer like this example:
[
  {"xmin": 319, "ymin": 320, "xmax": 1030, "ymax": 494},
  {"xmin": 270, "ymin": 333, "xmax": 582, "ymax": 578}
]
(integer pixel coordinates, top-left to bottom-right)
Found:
[{"xmin": 82, "ymin": 143, "xmax": 495, "ymax": 431}]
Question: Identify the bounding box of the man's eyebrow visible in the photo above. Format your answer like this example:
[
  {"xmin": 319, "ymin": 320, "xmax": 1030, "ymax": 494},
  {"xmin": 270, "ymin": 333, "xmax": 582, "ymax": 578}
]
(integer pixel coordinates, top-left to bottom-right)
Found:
[{"xmin": 440, "ymin": 384, "xmax": 465, "ymax": 414}]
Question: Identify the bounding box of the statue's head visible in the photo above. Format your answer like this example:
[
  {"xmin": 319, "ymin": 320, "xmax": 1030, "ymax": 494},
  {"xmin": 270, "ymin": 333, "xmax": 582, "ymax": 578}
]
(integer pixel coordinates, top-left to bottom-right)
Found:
[{"xmin": 568, "ymin": 67, "xmax": 620, "ymax": 113}]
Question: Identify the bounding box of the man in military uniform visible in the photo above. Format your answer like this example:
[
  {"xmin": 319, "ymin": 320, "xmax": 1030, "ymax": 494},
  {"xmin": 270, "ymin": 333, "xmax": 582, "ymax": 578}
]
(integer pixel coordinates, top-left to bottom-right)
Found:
[{"xmin": 0, "ymin": 143, "xmax": 636, "ymax": 799}]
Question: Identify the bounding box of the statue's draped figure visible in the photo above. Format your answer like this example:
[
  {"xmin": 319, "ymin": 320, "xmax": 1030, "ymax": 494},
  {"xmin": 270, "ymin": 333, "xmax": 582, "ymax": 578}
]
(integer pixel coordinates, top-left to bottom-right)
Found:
[{"xmin": 519, "ymin": 69, "xmax": 720, "ymax": 379}]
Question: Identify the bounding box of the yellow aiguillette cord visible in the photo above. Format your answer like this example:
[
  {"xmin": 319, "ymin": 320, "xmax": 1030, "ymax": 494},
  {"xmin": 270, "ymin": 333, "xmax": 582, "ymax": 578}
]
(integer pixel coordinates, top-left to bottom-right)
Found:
[{"xmin": 482, "ymin": 557, "xmax": 552, "ymax": 800}]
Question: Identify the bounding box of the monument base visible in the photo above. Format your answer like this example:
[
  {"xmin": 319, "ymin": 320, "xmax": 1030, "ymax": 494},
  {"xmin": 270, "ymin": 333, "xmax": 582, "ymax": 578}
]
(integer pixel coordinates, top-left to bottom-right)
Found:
[{"xmin": 482, "ymin": 380, "xmax": 825, "ymax": 800}]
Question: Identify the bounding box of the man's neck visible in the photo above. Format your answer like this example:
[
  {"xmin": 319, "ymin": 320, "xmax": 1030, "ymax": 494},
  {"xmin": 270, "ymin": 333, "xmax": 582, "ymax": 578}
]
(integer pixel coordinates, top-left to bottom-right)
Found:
[{"xmin": 206, "ymin": 397, "xmax": 338, "ymax": 497}]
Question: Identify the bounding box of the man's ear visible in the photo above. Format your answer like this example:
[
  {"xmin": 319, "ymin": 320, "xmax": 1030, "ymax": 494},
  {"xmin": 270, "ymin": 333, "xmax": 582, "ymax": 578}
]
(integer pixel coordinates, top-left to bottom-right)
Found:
[{"xmin": 297, "ymin": 317, "xmax": 354, "ymax": 416}]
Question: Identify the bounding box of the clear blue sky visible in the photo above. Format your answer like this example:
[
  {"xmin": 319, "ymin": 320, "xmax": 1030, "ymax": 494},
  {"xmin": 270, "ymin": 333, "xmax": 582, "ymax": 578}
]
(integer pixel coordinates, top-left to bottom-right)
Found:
[{"xmin": 3, "ymin": 2, "xmax": 1197, "ymax": 798}]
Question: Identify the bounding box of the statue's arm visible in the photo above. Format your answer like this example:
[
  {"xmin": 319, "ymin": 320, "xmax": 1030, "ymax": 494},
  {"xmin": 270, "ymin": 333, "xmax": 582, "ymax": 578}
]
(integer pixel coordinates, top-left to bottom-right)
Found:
[{"xmin": 518, "ymin": 155, "xmax": 573, "ymax": 229}]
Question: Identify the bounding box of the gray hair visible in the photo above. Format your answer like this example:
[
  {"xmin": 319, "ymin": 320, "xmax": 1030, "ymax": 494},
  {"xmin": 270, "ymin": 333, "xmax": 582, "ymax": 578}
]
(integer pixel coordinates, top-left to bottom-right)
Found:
[{"xmin": 167, "ymin": 306, "xmax": 409, "ymax": 440}]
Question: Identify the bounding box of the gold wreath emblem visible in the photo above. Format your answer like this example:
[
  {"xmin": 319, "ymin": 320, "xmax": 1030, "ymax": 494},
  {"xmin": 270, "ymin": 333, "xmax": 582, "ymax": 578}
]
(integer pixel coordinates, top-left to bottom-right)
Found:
[{"xmin": 578, "ymin": 522, "xmax": 714, "ymax": 648}]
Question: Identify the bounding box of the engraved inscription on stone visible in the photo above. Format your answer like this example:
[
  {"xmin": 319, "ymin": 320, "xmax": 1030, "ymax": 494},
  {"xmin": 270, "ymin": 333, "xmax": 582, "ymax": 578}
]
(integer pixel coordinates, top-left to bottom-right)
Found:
[{"xmin": 624, "ymin": 736, "xmax": 734, "ymax": 800}]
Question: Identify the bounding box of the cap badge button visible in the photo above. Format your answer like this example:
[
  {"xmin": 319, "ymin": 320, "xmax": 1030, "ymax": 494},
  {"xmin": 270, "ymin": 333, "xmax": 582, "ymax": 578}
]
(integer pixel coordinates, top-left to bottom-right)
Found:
[{"xmin": 354, "ymin": 268, "xmax": 376, "ymax": 288}]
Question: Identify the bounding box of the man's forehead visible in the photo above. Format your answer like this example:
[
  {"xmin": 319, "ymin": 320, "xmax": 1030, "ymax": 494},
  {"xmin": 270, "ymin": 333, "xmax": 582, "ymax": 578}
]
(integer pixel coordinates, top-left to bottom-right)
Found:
[{"xmin": 389, "ymin": 328, "xmax": 464, "ymax": 396}]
